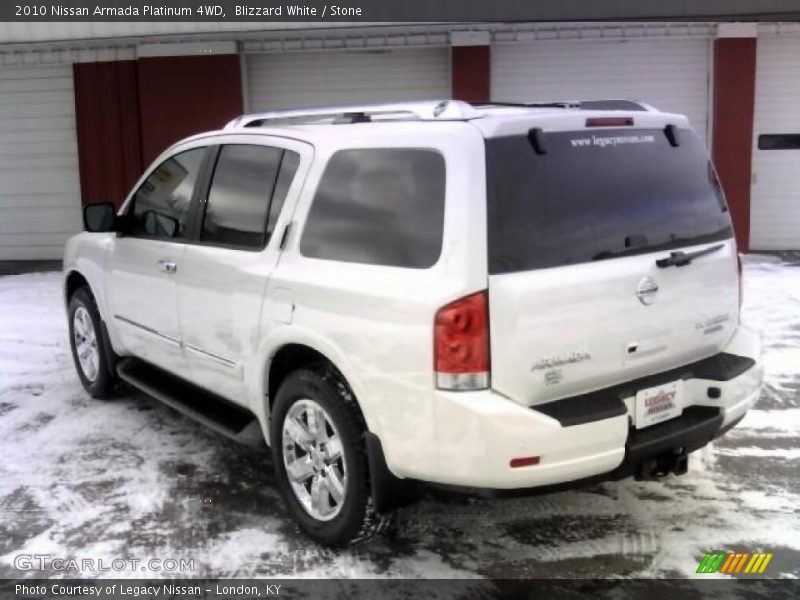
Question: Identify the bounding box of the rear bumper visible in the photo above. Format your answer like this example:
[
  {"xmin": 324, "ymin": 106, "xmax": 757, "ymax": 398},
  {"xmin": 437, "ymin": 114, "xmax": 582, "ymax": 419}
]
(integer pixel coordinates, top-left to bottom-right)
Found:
[{"xmin": 382, "ymin": 325, "xmax": 763, "ymax": 490}]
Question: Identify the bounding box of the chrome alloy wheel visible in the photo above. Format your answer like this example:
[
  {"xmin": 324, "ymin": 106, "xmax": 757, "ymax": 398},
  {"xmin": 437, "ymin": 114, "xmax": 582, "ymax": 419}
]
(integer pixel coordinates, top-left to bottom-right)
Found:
[
  {"xmin": 73, "ymin": 306, "xmax": 100, "ymax": 382},
  {"xmin": 282, "ymin": 398, "xmax": 347, "ymax": 521}
]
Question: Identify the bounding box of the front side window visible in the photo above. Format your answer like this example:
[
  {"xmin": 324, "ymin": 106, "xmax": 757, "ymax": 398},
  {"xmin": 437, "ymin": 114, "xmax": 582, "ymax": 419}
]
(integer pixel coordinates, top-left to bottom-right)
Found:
[
  {"xmin": 201, "ymin": 145, "xmax": 300, "ymax": 248},
  {"xmin": 129, "ymin": 148, "xmax": 206, "ymax": 239},
  {"xmin": 300, "ymin": 148, "xmax": 446, "ymax": 268}
]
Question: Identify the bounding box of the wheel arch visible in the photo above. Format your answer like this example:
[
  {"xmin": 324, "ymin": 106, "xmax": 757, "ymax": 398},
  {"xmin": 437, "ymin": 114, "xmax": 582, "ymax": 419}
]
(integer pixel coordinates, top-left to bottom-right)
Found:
[
  {"xmin": 255, "ymin": 328, "xmax": 379, "ymax": 443},
  {"xmin": 64, "ymin": 269, "xmax": 91, "ymax": 306},
  {"xmin": 258, "ymin": 332, "xmax": 417, "ymax": 514},
  {"xmin": 64, "ymin": 267, "xmax": 111, "ymax": 328},
  {"xmin": 62, "ymin": 232, "xmax": 114, "ymax": 323},
  {"xmin": 64, "ymin": 268, "xmax": 120, "ymax": 390},
  {"xmin": 267, "ymin": 343, "xmax": 330, "ymax": 408}
]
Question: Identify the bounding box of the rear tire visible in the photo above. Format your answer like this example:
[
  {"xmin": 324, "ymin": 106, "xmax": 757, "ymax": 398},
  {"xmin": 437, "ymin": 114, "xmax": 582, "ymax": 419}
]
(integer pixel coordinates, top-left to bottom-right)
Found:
[
  {"xmin": 68, "ymin": 287, "xmax": 118, "ymax": 399},
  {"xmin": 270, "ymin": 367, "xmax": 388, "ymax": 546}
]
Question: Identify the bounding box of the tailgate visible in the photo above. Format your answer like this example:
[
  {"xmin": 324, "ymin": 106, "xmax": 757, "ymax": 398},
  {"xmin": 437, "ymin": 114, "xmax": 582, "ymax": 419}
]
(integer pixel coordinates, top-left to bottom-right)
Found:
[{"xmin": 484, "ymin": 125, "xmax": 739, "ymax": 407}]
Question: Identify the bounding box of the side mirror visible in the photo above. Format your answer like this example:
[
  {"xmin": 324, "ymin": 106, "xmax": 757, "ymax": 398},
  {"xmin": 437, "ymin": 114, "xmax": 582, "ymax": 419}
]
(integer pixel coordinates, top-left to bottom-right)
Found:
[
  {"xmin": 83, "ymin": 203, "xmax": 117, "ymax": 232},
  {"xmin": 142, "ymin": 210, "xmax": 179, "ymax": 238}
]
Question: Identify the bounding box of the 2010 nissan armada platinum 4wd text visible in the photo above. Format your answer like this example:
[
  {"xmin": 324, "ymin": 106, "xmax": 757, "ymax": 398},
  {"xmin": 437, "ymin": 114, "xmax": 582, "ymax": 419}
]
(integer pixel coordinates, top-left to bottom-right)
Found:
[{"xmin": 64, "ymin": 100, "xmax": 764, "ymax": 546}]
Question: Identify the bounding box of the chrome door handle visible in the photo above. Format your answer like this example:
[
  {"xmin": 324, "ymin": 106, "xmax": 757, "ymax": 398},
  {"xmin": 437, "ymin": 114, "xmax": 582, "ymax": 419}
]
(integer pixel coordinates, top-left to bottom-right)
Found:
[{"xmin": 158, "ymin": 260, "xmax": 177, "ymax": 273}]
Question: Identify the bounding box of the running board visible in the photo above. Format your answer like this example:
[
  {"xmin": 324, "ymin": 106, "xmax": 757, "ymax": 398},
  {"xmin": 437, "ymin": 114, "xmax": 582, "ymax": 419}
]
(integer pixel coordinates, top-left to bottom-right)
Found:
[{"xmin": 116, "ymin": 357, "xmax": 264, "ymax": 447}]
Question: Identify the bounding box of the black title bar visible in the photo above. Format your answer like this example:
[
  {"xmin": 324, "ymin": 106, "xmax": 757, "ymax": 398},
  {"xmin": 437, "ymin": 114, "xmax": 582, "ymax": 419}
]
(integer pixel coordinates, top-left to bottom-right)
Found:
[{"xmin": 2, "ymin": 0, "xmax": 800, "ymax": 22}]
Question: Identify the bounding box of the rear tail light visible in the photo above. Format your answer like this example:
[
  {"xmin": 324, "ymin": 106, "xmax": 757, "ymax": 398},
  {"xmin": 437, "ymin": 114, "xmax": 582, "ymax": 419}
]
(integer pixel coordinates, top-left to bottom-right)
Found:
[{"xmin": 434, "ymin": 290, "xmax": 490, "ymax": 391}]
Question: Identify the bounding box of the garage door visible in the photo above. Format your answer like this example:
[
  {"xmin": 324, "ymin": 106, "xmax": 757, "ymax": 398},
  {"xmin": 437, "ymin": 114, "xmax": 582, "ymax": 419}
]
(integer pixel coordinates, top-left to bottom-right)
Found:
[
  {"xmin": 246, "ymin": 48, "xmax": 450, "ymax": 111},
  {"xmin": 0, "ymin": 65, "xmax": 82, "ymax": 260},
  {"xmin": 751, "ymin": 36, "xmax": 800, "ymax": 250},
  {"xmin": 492, "ymin": 38, "xmax": 711, "ymax": 141}
]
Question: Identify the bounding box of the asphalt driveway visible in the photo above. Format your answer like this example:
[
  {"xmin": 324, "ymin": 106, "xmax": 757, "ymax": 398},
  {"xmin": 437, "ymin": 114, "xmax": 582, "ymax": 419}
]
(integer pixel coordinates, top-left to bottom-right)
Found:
[{"xmin": 0, "ymin": 257, "xmax": 797, "ymax": 579}]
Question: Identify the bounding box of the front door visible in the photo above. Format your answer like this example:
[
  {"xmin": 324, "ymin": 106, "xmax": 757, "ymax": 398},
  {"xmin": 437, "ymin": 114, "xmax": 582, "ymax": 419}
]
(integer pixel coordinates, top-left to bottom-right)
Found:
[{"xmin": 107, "ymin": 146, "xmax": 208, "ymax": 376}]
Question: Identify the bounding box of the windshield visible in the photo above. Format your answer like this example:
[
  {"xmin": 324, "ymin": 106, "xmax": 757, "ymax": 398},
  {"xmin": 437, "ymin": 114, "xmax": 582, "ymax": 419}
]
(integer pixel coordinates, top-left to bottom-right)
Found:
[{"xmin": 485, "ymin": 127, "xmax": 733, "ymax": 274}]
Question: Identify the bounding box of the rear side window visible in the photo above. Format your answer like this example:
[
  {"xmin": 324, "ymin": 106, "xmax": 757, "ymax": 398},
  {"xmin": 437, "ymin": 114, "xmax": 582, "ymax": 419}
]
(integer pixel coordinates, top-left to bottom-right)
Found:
[
  {"xmin": 201, "ymin": 145, "xmax": 299, "ymax": 249},
  {"xmin": 300, "ymin": 149, "xmax": 446, "ymax": 268},
  {"xmin": 485, "ymin": 128, "xmax": 733, "ymax": 274}
]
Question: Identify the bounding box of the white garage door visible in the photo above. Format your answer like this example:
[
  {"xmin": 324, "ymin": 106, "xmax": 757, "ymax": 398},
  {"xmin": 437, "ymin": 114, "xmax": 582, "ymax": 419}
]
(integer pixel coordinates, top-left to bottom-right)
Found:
[
  {"xmin": 492, "ymin": 38, "xmax": 711, "ymax": 140},
  {"xmin": 246, "ymin": 48, "xmax": 450, "ymax": 111},
  {"xmin": 751, "ymin": 36, "xmax": 800, "ymax": 250},
  {"xmin": 0, "ymin": 65, "xmax": 81, "ymax": 261}
]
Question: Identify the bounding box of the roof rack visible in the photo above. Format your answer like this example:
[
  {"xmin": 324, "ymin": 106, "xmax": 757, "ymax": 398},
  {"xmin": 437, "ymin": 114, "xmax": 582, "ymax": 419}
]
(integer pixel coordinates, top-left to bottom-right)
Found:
[
  {"xmin": 479, "ymin": 101, "xmax": 580, "ymax": 109},
  {"xmin": 225, "ymin": 98, "xmax": 660, "ymax": 130},
  {"xmin": 225, "ymin": 100, "xmax": 482, "ymax": 129},
  {"xmin": 477, "ymin": 99, "xmax": 655, "ymax": 112}
]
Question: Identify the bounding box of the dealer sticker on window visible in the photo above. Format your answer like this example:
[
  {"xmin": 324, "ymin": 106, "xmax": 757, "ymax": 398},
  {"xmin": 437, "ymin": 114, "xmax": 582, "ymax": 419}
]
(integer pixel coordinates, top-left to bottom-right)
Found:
[{"xmin": 634, "ymin": 380, "xmax": 683, "ymax": 429}]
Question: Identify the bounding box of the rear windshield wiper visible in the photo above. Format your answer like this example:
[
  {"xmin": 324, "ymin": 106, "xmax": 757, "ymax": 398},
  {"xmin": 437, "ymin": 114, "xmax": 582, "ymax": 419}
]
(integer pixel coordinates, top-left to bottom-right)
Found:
[{"xmin": 656, "ymin": 243, "xmax": 724, "ymax": 268}]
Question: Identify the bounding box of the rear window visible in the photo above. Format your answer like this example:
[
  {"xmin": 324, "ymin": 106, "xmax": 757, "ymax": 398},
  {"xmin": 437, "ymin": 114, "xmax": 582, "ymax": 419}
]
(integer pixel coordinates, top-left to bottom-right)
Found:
[
  {"xmin": 300, "ymin": 148, "xmax": 445, "ymax": 268},
  {"xmin": 485, "ymin": 128, "xmax": 733, "ymax": 274}
]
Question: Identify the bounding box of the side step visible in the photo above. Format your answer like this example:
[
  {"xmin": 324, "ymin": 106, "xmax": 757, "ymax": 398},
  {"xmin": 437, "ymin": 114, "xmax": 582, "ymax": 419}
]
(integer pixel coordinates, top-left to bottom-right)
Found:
[{"xmin": 117, "ymin": 357, "xmax": 264, "ymax": 447}]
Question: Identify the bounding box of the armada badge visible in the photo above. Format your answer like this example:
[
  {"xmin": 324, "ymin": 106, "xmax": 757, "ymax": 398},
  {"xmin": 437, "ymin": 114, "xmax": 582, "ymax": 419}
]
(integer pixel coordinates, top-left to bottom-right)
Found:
[{"xmin": 531, "ymin": 351, "xmax": 591, "ymax": 371}]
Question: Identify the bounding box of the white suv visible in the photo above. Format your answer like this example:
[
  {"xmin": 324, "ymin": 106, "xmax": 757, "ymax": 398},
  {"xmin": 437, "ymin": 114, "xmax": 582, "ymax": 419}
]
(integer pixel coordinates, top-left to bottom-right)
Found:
[{"xmin": 63, "ymin": 100, "xmax": 764, "ymax": 546}]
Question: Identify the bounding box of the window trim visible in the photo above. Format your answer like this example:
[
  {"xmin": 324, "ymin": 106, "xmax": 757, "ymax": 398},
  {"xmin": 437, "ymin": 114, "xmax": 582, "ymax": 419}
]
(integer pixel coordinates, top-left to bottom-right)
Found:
[
  {"xmin": 120, "ymin": 146, "xmax": 213, "ymax": 243},
  {"xmin": 184, "ymin": 145, "xmax": 220, "ymax": 244},
  {"xmin": 116, "ymin": 134, "xmax": 311, "ymax": 252}
]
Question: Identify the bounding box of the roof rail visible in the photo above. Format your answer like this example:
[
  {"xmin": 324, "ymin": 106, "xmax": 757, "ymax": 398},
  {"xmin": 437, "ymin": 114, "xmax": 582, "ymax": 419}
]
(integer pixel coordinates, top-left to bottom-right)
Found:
[
  {"xmin": 479, "ymin": 101, "xmax": 580, "ymax": 109},
  {"xmin": 477, "ymin": 99, "xmax": 657, "ymax": 112},
  {"xmin": 577, "ymin": 99, "xmax": 654, "ymax": 112},
  {"xmin": 225, "ymin": 100, "xmax": 482, "ymax": 129}
]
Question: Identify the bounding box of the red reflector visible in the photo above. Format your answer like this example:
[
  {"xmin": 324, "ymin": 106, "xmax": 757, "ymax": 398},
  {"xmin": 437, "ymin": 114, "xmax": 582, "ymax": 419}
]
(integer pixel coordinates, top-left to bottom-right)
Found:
[
  {"xmin": 510, "ymin": 456, "xmax": 540, "ymax": 468},
  {"xmin": 737, "ymin": 253, "xmax": 743, "ymax": 310},
  {"xmin": 586, "ymin": 117, "xmax": 634, "ymax": 127},
  {"xmin": 434, "ymin": 291, "xmax": 490, "ymax": 390}
]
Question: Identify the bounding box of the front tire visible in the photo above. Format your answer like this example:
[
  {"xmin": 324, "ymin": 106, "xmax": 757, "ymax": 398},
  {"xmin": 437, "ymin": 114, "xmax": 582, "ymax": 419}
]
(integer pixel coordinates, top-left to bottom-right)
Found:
[
  {"xmin": 68, "ymin": 287, "xmax": 117, "ymax": 399},
  {"xmin": 270, "ymin": 367, "xmax": 387, "ymax": 546}
]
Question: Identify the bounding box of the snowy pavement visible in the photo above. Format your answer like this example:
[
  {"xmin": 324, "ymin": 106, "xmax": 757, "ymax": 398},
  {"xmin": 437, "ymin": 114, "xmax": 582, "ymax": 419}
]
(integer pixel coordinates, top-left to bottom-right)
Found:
[{"xmin": 0, "ymin": 259, "xmax": 798, "ymax": 579}]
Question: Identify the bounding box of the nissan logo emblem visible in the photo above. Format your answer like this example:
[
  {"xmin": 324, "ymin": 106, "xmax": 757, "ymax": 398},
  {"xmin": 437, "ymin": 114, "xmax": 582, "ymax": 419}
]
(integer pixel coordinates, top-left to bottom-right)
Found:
[{"xmin": 636, "ymin": 276, "xmax": 659, "ymax": 305}]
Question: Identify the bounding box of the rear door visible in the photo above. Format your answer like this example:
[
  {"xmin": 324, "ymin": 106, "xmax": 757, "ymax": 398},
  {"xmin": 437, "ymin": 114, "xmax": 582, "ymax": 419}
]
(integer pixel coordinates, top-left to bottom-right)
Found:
[
  {"xmin": 484, "ymin": 126, "xmax": 739, "ymax": 407},
  {"xmin": 176, "ymin": 136, "xmax": 310, "ymax": 404}
]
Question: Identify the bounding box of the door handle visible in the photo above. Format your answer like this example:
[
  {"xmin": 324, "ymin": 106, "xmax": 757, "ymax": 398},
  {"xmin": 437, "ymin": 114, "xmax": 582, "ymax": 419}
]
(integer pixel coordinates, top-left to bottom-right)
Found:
[{"xmin": 158, "ymin": 259, "xmax": 177, "ymax": 273}]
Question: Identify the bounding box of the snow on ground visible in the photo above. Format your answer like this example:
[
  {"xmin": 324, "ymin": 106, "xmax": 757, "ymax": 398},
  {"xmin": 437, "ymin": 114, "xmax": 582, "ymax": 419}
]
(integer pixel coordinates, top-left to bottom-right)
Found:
[{"xmin": 0, "ymin": 259, "xmax": 798, "ymax": 580}]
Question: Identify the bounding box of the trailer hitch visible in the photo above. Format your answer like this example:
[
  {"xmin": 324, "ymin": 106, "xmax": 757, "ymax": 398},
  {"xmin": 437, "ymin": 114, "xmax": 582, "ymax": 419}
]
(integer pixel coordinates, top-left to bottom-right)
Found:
[{"xmin": 635, "ymin": 448, "xmax": 689, "ymax": 481}]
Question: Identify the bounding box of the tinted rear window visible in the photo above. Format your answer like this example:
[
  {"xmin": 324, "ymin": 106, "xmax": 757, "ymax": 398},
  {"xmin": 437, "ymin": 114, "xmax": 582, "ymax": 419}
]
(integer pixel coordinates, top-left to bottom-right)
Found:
[
  {"xmin": 485, "ymin": 128, "xmax": 733, "ymax": 274},
  {"xmin": 300, "ymin": 148, "xmax": 445, "ymax": 268}
]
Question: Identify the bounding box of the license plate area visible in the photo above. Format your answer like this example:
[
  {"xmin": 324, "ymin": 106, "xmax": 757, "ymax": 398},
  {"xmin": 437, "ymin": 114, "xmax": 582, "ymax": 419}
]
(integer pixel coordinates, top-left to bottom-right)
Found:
[{"xmin": 634, "ymin": 380, "xmax": 683, "ymax": 429}]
